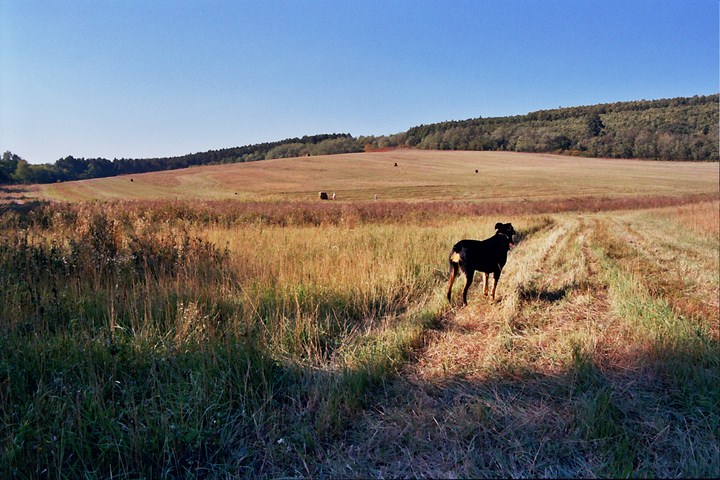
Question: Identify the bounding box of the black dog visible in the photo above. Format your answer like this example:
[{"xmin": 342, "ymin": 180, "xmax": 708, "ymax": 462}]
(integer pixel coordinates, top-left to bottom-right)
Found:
[{"xmin": 447, "ymin": 222, "xmax": 516, "ymax": 305}]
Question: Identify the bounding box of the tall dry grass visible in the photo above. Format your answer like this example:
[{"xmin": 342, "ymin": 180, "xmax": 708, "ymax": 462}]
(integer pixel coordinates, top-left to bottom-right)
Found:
[
  {"xmin": 653, "ymin": 199, "xmax": 720, "ymax": 238},
  {"xmin": 1, "ymin": 201, "xmax": 510, "ymax": 477}
]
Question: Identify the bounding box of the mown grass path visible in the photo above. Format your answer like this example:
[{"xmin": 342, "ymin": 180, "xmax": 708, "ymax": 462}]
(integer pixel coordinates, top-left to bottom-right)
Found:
[{"xmin": 324, "ymin": 208, "xmax": 719, "ymax": 478}]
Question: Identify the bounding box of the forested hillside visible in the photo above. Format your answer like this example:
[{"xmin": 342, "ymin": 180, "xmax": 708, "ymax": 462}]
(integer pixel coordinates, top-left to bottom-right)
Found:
[
  {"xmin": 403, "ymin": 95, "xmax": 718, "ymax": 160},
  {"xmin": 2, "ymin": 94, "xmax": 717, "ymax": 185}
]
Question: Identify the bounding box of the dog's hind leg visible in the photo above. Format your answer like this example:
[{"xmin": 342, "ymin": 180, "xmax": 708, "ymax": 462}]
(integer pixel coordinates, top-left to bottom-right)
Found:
[
  {"xmin": 462, "ymin": 269, "xmax": 475, "ymax": 305},
  {"xmin": 447, "ymin": 260, "xmax": 459, "ymax": 302}
]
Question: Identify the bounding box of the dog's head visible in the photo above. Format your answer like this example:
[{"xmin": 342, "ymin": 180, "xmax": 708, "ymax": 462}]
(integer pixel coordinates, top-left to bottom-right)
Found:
[{"xmin": 494, "ymin": 222, "xmax": 516, "ymax": 246}]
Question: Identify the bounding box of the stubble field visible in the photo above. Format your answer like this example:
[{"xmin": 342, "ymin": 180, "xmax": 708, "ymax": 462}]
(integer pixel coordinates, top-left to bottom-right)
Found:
[
  {"xmin": 24, "ymin": 150, "xmax": 720, "ymax": 202},
  {"xmin": 1, "ymin": 151, "xmax": 718, "ymax": 478}
]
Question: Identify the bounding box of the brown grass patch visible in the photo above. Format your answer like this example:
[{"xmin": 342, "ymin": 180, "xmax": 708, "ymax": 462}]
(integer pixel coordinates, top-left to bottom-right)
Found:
[
  {"xmin": 654, "ymin": 200, "xmax": 720, "ymax": 238},
  {"xmin": 4, "ymin": 193, "xmax": 717, "ymax": 233}
]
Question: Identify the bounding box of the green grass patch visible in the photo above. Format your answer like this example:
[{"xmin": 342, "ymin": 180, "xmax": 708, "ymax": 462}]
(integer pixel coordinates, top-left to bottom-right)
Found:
[{"xmin": 591, "ymin": 228, "xmax": 720, "ymax": 477}]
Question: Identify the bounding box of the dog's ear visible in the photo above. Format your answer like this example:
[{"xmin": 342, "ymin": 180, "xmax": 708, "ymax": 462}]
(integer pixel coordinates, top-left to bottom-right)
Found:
[{"xmin": 495, "ymin": 222, "xmax": 503, "ymax": 230}]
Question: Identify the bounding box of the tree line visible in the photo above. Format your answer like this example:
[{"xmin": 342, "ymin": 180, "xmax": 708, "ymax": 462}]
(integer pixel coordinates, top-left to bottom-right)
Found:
[
  {"xmin": 1, "ymin": 134, "xmax": 359, "ymax": 185},
  {"xmin": 403, "ymin": 94, "xmax": 718, "ymax": 160},
  {"xmin": 2, "ymin": 95, "xmax": 717, "ymax": 185}
]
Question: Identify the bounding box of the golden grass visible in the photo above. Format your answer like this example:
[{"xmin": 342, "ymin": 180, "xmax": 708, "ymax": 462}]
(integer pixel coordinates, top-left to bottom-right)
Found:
[
  {"xmin": 31, "ymin": 150, "xmax": 720, "ymax": 202},
  {"xmin": 653, "ymin": 199, "xmax": 720, "ymax": 238}
]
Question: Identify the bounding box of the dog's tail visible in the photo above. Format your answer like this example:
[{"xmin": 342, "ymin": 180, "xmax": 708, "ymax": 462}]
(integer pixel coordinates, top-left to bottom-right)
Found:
[{"xmin": 447, "ymin": 250, "xmax": 461, "ymax": 302}]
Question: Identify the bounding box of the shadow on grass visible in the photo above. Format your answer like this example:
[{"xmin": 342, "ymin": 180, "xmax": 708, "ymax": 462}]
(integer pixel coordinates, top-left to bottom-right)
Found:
[
  {"xmin": 2, "ymin": 313, "xmax": 717, "ymax": 479},
  {"xmin": 327, "ymin": 336, "xmax": 720, "ymax": 479},
  {"xmin": 519, "ymin": 285, "xmax": 570, "ymax": 303},
  {"xmin": 517, "ymin": 279, "xmax": 594, "ymax": 304},
  {"xmin": 0, "ymin": 200, "xmax": 49, "ymax": 214}
]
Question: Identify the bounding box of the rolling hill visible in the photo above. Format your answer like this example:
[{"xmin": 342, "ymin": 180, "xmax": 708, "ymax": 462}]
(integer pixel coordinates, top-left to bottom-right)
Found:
[
  {"xmin": 2, "ymin": 94, "xmax": 718, "ymax": 186},
  {"xmin": 35, "ymin": 150, "xmax": 720, "ymax": 203}
]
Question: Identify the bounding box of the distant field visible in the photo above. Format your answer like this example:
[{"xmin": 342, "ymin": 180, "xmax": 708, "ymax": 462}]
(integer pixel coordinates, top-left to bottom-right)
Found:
[{"xmin": 32, "ymin": 150, "xmax": 720, "ymax": 202}]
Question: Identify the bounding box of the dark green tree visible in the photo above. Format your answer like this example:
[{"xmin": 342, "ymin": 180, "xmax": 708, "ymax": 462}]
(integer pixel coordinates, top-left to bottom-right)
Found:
[
  {"xmin": 86, "ymin": 158, "xmax": 114, "ymax": 178},
  {"xmin": 56, "ymin": 156, "xmax": 88, "ymax": 180},
  {"xmin": 548, "ymin": 135, "xmax": 574, "ymax": 151},
  {"xmin": 586, "ymin": 113, "xmax": 605, "ymax": 137},
  {"xmin": 11, "ymin": 159, "xmax": 33, "ymax": 183},
  {"xmin": 1, "ymin": 151, "xmax": 21, "ymax": 183}
]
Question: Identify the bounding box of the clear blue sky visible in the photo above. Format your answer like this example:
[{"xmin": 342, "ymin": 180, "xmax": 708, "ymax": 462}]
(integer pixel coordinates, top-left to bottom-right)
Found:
[{"xmin": 2, "ymin": 0, "xmax": 718, "ymax": 164}]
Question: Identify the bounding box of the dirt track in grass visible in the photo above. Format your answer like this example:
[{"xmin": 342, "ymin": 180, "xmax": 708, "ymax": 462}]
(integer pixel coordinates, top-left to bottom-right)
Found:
[{"xmin": 323, "ymin": 204, "xmax": 719, "ymax": 478}]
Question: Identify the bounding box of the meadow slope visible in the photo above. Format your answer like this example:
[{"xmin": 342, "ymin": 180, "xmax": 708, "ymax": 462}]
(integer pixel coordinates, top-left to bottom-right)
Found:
[{"xmin": 33, "ymin": 150, "xmax": 720, "ymax": 202}]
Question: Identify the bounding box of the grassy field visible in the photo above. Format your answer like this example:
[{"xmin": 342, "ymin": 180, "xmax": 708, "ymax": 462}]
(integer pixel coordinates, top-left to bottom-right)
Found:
[
  {"xmin": 1, "ymin": 152, "xmax": 718, "ymax": 478},
  {"xmin": 21, "ymin": 150, "xmax": 720, "ymax": 202}
]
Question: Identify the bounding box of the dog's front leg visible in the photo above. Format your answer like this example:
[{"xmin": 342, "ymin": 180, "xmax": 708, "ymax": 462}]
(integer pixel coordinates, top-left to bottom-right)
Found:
[
  {"xmin": 482, "ymin": 272, "xmax": 489, "ymax": 296},
  {"xmin": 462, "ymin": 270, "xmax": 475, "ymax": 305},
  {"xmin": 491, "ymin": 271, "xmax": 501, "ymax": 300}
]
